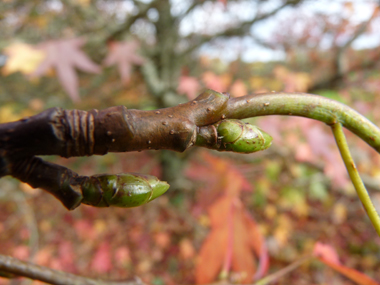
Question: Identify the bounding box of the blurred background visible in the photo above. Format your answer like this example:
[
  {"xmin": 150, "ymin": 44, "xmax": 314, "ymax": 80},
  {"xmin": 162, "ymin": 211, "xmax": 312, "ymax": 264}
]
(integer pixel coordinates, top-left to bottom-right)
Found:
[{"xmin": 1, "ymin": 0, "xmax": 380, "ymax": 284}]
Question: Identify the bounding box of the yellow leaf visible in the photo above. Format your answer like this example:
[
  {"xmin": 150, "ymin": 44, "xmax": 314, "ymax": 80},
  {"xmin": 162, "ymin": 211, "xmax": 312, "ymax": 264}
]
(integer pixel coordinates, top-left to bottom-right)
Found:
[
  {"xmin": 0, "ymin": 105, "xmax": 21, "ymax": 123},
  {"xmin": 332, "ymin": 202, "xmax": 347, "ymax": 224},
  {"xmin": 273, "ymin": 215, "xmax": 292, "ymax": 247},
  {"xmin": 2, "ymin": 43, "xmax": 45, "ymax": 76},
  {"xmin": 94, "ymin": 219, "xmax": 107, "ymax": 234},
  {"xmin": 294, "ymin": 72, "xmax": 311, "ymax": 92},
  {"xmin": 249, "ymin": 76, "xmax": 264, "ymax": 90},
  {"xmin": 264, "ymin": 204, "xmax": 277, "ymax": 219},
  {"xmin": 179, "ymin": 238, "xmax": 195, "ymax": 260},
  {"xmin": 77, "ymin": 0, "xmax": 90, "ymax": 6}
]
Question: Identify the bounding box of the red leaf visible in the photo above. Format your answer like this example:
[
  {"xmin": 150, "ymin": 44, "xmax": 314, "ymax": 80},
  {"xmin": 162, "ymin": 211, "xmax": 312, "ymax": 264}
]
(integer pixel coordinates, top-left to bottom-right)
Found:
[
  {"xmin": 114, "ymin": 246, "xmax": 131, "ymax": 267},
  {"xmin": 299, "ymin": 120, "xmax": 350, "ymax": 188},
  {"xmin": 74, "ymin": 219, "xmax": 95, "ymax": 240},
  {"xmin": 313, "ymin": 242, "xmax": 380, "ymax": 285},
  {"xmin": 103, "ymin": 40, "xmax": 145, "ymax": 84},
  {"xmin": 12, "ymin": 245, "xmax": 29, "ymax": 261},
  {"xmin": 33, "ymin": 38, "xmax": 101, "ymax": 102},
  {"xmin": 177, "ymin": 76, "xmax": 200, "ymax": 100},
  {"xmin": 313, "ymin": 242, "xmax": 340, "ymax": 265},
  {"xmin": 202, "ymin": 71, "xmax": 229, "ymax": 92},
  {"xmin": 186, "ymin": 151, "xmax": 252, "ymax": 210},
  {"xmin": 58, "ymin": 241, "xmax": 76, "ymax": 272},
  {"xmin": 91, "ymin": 242, "xmax": 112, "ymax": 273}
]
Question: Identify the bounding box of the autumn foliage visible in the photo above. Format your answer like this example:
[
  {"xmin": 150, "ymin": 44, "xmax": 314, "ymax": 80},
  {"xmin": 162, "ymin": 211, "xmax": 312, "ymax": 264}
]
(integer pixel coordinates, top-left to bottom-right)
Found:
[{"xmin": 1, "ymin": 1, "xmax": 380, "ymax": 284}]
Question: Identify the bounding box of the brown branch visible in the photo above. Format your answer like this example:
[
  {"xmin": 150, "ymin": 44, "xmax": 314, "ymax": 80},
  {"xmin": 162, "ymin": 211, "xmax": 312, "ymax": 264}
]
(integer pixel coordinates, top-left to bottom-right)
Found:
[
  {"xmin": 0, "ymin": 254, "xmax": 144, "ymax": 285},
  {"xmin": 2, "ymin": 90, "xmax": 380, "ymax": 211},
  {"xmin": 0, "ymin": 90, "xmax": 229, "ymax": 160},
  {"xmin": 0, "ymin": 90, "xmax": 230, "ymax": 209},
  {"xmin": 2, "ymin": 89, "xmax": 380, "ymax": 282}
]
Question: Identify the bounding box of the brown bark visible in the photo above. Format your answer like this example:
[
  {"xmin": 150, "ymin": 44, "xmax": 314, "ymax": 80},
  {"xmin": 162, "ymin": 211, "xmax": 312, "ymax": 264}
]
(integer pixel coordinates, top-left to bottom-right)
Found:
[
  {"xmin": 2, "ymin": 89, "xmax": 380, "ymax": 211},
  {"xmin": 0, "ymin": 254, "xmax": 143, "ymax": 285},
  {"xmin": 0, "ymin": 90, "xmax": 229, "ymax": 209},
  {"xmin": 0, "ymin": 90, "xmax": 228, "ymax": 160}
]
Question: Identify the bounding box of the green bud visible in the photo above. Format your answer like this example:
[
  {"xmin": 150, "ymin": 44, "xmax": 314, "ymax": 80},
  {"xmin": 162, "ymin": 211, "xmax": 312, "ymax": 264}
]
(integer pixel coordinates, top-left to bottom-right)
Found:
[
  {"xmin": 216, "ymin": 120, "xmax": 273, "ymax": 153},
  {"xmin": 81, "ymin": 173, "xmax": 169, "ymax": 208},
  {"xmin": 217, "ymin": 119, "xmax": 243, "ymax": 143}
]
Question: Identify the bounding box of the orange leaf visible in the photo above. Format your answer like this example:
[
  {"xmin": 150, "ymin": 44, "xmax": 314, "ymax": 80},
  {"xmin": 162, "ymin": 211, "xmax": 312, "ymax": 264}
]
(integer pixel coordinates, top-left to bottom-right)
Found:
[
  {"xmin": 313, "ymin": 242, "xmax": 380, "ymax": 285},
  {"xmin": 230, "ymin": 79, "xmax": 247, "ymax": 97},
  {"xmin": 195, "ymin": 224, "xmax": 228, "ymax": 284},
  {"xmin": 195, "ymin": 195, "xmax": 268, "ymax": 284}
]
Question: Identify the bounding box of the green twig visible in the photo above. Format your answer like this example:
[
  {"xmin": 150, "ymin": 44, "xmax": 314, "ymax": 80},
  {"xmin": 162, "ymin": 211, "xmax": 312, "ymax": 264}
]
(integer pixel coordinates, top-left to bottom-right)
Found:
[
  {"xmin": 331, "ymin": 122, "xmax": 380, "ymax": 237},
  {"xmin": 227, "ymin": 93, "xmax": 380, "ymax": 153}
]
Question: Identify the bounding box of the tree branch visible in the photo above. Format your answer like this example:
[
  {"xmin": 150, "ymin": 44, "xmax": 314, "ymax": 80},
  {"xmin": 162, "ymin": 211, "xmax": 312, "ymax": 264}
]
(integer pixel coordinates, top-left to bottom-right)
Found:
[
  {"xmin": 106, "ymin": 1, "xmax": 157, "ymax": 42},
  {"xmin": 0, "ymin": 90, "xmax": 229, "ymax": 160},
  {"xmin": 226, "ymin": 92, "xmax": 380, "ymax": 153},
  {"xmin": 1, "ymin": 90, "xmax": 380, "ymax": 210},
  {"xmin": 2, "ymin": 89, "xmax": 380, "ymax": 281},
  {"xmin": 182, "ymin": 0, "xmax": 301, "ymax": 56},
  {"xmin": 0, "ymin": 254, "xmax": 144, "ymax": 285},
  {"xmin": 310, "ymin": 8, "xmax": 379, "ymax": 91}
]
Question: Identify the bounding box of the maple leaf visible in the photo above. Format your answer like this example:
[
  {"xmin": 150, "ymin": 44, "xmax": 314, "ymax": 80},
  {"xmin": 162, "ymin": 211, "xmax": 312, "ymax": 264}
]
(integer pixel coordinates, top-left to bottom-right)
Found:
[
  {"xmin": 193, "ymin": 152, "xmax": 268, "ymax": 284},
  {"xmin": 103, "ymin": 40, "xmax": 145, "ymax": 84},
  {"xmin": 177, "ymin": 75, "xmax": 200, "ymax": 100},
  {"xmin": 186, "ymin": 151, "xmax": 252, "ymax": 210},
  {"xmin": 195, "ymin": 195, "xmax": 268, "ymax": 284},
  {"xmin": 2, "ymin": 42, "xmax": 45, "ymax": 76},
  {"xmin": 33, "ymin": 38, "xmax": 101, "ymax": 102}
]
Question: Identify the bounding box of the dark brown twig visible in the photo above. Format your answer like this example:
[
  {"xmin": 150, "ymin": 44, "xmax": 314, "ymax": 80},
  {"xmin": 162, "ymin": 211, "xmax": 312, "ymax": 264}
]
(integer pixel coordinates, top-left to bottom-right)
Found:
[{"xmin": 0, "ymin": 254, "xmax": 144, "ymax": 285}]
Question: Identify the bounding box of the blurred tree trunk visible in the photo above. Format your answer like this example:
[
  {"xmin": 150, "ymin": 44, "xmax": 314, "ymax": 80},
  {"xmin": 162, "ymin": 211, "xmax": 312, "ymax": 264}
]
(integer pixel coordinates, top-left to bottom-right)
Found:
[{"xmin": 144, "ymin": 0, "xmax": 189, "ymax": 190}]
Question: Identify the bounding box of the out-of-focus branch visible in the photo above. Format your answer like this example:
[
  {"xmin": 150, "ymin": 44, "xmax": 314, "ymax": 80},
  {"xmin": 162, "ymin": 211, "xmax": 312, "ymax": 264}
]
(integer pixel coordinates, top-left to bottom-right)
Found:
[
  {"xmin": 310, "ymin": 8, "xmax": 379, "ymax": 91},
  {"xmin": 337, "ymin": 7, "xmax": 378, "ymax": 74},
  {"xmin": 309, "ymin": 49, "xmax": 380, "ymax": 91},
  {"xmin": 106, "ymin": 1, "xmax": 157, "ymax": 42},
  {"xmin": 182, "ymin": 0, "xmax": 302, "ymax": 56},
  {"xmin": 0, "ymin": 254, "xmax": 144, "ymax": 285},
  {"xmin": 179, "ymin": 0, "xmax": 204, "ymax": 19}
]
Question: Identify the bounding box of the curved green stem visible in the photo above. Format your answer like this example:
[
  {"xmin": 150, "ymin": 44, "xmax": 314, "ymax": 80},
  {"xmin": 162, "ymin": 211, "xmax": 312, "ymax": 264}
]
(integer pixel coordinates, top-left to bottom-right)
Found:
[
  {"xmin": 226, "ymin": 93, "xmax": 380, "ymax": 153},
  {"xmin": 225, "ymin": 92, "xmax": 380, "ymax": 237},
  {"xmin": 331, "ymin": 122, "xmax": 380, "ymax": 237}
]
